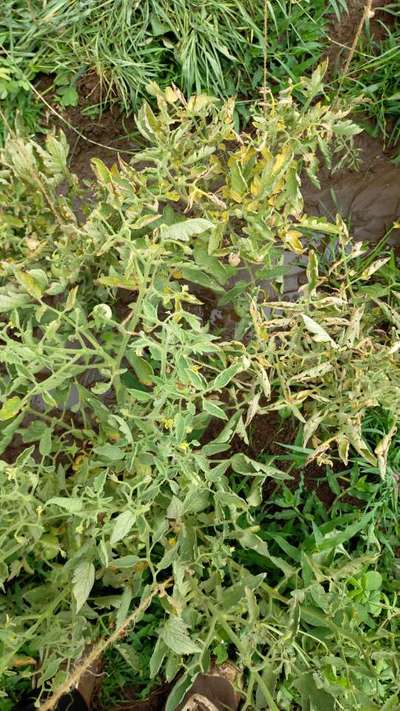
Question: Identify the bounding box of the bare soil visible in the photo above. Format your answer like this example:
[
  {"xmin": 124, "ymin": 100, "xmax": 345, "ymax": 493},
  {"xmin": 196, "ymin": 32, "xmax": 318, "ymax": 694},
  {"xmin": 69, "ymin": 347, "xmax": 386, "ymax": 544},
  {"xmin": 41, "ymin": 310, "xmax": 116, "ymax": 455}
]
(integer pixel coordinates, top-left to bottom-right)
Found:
[
  {"xmin": 303, "ymin": 132, "xmax": 400, "ymax": 244},
  {"xmin": 95, "ymin": 684, "xmax": 172, "ymax": 711},
  {"xmin": 39, "ymin": 72, "xmax": 137, "ymax": 180}
]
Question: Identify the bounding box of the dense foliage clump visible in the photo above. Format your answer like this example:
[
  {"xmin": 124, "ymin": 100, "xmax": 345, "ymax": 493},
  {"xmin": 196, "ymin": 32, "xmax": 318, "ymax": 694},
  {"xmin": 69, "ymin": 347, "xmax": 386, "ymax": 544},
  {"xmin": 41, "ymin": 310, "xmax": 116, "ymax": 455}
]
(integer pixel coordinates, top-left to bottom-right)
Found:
[{"xmin": 1, "ymin": 83, "xmax": 400, "ymax": 710}]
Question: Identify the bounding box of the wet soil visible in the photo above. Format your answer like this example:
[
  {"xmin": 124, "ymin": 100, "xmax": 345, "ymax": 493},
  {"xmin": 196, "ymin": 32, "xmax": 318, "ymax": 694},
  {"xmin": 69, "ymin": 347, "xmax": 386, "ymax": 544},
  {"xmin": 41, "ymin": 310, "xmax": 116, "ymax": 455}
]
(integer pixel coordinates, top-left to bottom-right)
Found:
[{"xmin": 303, "ymin": 132, "xmax": 400, "ymax": 244}]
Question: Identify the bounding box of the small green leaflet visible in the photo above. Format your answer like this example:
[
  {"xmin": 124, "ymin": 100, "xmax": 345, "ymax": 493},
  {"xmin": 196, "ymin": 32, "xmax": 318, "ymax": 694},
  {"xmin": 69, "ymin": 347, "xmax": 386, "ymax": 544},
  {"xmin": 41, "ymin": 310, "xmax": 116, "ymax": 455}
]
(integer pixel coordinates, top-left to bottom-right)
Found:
[
  {"xmin": 160, "ymin": 617, "xmax": 201, "ymax": 655},
  {"xmin": 47, "ymin": 497, "xmax": 83, "ymax": 513},
  {"xmin": 110, "ymin": 511, "xmax": 136, "ymax": 545},
  {"xmin": 212, "ymin": 362, "xmax": 243, "ymax": 389},
  {"xmin": 363, "ymin": 570, "xmax": 382, "ymax": 591},
  {"xmin": 238, "ymin": 530, "xmax": 297, "ymax": 576},
  {"xmin": 116, "ymin": 586, "xmax": 132, "ymax": 629},
  {"xmin": 149, "ymin": 638, "xmax": 168, "ymax": 679},
  {"xmin": 202, "ymin": 399, "xmax": 228, "ymax": 420},
  {"xmin": 93, "ymin": 444, "xmax": 125, "ymax": 461},
  {"xmin": 161, "ymin": 219, "xmax": 214, "ymax": 242},
  {"xmin": 72, "ymin": 560, "xmax": 95, "ymax": 612},
  {"xmin": 58, "ymin": 85, "xmax": 79, "ymax": 107},
  {"xmin": 39, "ymin": 428, "xmax": 52, "ymax": 456}
]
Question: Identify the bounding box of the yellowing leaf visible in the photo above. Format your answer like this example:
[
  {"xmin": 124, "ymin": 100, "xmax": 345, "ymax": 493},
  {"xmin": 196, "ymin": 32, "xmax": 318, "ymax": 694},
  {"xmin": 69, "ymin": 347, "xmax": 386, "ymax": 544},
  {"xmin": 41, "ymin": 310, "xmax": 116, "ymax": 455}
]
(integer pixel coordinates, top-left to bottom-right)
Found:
[
  {"xmin": 165, "ymin": 191, "xmax": 180, "ymax": 201},
  {"xmin": 165, "ymin": 86, "xmax": 180, "ymax": 103},
  {"xmin": 129, "ymin": 354, "xmax": 154, "ymax": 386},
  {"xmin": 303, "ymin": 412, "xmax": 324, "ymax": 447},
  {"xmin": 360, "ymin": 257, "xmax": 390, "ymax": 280},
  {"xmin": 290, "ymin": 362, "xmax": 333, "ymax": 384},
  {"xmin": 11, "ymin": 657, "xmax": 37, "ymax": 668},
  {"xmin": 0, "ymin": 396, "xmax": 22, "ymax": 421},
  {"xmin": 97, "ymin": 276, "xmax": 139, "ymax": 290},
  {"xmin": 284, "ymin": 230, "xmax": 303, "ymax": 253},
  {"xmin": 345, "ymin": 422, "xmax": 377, "ymax": 466},
  {"xmin": 65, "ymin": 286, "xmax": 78, "ymax": 311},
  {"xmin": 337, "ymin": 434, "xmax": 350, "ymax": 465},
  {"xmin": 302, "ymin": 314, "xmax": 336, "ymax": 346},
  {"xmin": 136, "ymin": 102, "xmax": 161, "ymax": 141},
  {"xmin": 250, "ymin": 175, "xmax": 262, "ymax": 197},
  {"xmin": 228, "ymin": 163, "xmax": 247, "ymax": 203},
  {"xmin": 187, "ymin": 94, "xmax": 217, "ymax": 113},
  {"xmin": 245, "ymin": 393, "xmax": 261, "ymax": 426},
  {"xmin": 256, "ymin": 365, "xmax": 271, "ymax": 400},
  {"xmin": 375, "ymin": 424, "xmax": 397, "ymax": 479},
  {"xmin": 272, "ymin": 149, "xmax": 291, "ymax": 175},
  {"xmin": 15, "ymin": 270, "xmax": 43, "ymax": 299},
  {"xmin": 91, "ymin": 158, "xmax": 111, "ymax": 184}
]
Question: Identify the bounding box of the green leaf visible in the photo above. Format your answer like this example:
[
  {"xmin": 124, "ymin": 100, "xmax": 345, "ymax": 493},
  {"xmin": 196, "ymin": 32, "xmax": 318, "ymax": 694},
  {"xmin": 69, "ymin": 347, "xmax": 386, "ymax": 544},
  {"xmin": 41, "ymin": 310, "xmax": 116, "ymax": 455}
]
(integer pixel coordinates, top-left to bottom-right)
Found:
[
  {"xmin": 302, "ymin": 314, "xmax": 336, "ymax": 345},
  {"xmin": 295, "ymin": 672, "xmax": 335, "ymax": 711},
  {"xmin": 39, "ymin": 428, "xmax": 52, "ymax": 456},
  {"xmin": 47, "ymin": 497, "xmax": 83, "ymax": 513},
  {"xmin": 316, "ymin": 510, "xmax": 376, "ymax": 552},
  {"xmin": 72, "ymin": 560, "xmax": 95, "ymax": 612},
  {"xmin": 58, "ymin": 86, "xmax": 79, "ymax": 107},
  {"xmin": 128, "ymin": 354, "xmax": 154, "ymax": 386},
  {"xmin": 202, "ymin": 399, "xmax": 228, "ymax": 420},
  {"xmin": 160, "ymin": 617, "xmax": 201, "ymax": 655},
  {"xmin": 238, "ymin": 530, "xmax": 296, "ymax": 576},
  {"xmin": 128, "ymin": 389, "xmax": 153, "ymax": 402},
  {"xmin": 116, "ymin": 586, "xmax": 132, "ymax": 629},
  {"xmin": 110, "ymin": 511, "xmax": 136, "ymax": 546},
  {"xmin": 364, "ymin": 571, "xmax": 382, "ymax": 591},
  {"xmin": 161, "ymin": 218, "xmax": 214, "ymax": 242},
  {"xmin": 0, "ymin": 292, "xmax": 31, "ymax": 312},
  {"xmin": 180, "ymin": 266, "xmax": 224, "ymax": 293},
  {"xmin": 111, "ymin": 555, "xmax": 139, "ymax": 568},
  {"xmin": 94, "ymin": 444, "xmax": 125, "ymax": 461},
  {"xmin": 165, "ymin": 674, "xmax": 194, "ymax": 711},
  {"xmin": 15, "ymin": 270, "xmax": 44, "ymax": 299},
  {"xmin": 212, "ymin": 362, "xmax": 243, "ymax": 389},
  {"xmin": 0, "ymin": 396, "xmax": 22, "ymax": 421},
  {"xmin": 149, "ymin": 637, "xmax": 167, "ymax": 679}
]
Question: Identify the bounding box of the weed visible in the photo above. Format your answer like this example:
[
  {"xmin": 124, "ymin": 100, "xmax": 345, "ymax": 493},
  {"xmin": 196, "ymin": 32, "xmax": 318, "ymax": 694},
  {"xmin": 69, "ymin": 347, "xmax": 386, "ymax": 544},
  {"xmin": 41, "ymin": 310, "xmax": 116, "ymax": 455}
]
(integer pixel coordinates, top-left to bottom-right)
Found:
[
  {"xmin": 339, "ymin": 4, "xmax": 400, "ymax": 146},
  {"xmin": 0, "ymin": 1, "xmax": 344, "ymax": 119}
]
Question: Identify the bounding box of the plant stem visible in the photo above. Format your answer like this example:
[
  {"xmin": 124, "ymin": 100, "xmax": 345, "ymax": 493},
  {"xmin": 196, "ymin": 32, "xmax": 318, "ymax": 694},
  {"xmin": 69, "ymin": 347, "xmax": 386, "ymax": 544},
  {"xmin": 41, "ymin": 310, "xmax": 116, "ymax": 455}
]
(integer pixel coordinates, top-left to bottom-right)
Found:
[{"xmin": 39, "ymin": 578, "xmax": 172, "ymax": 711}]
